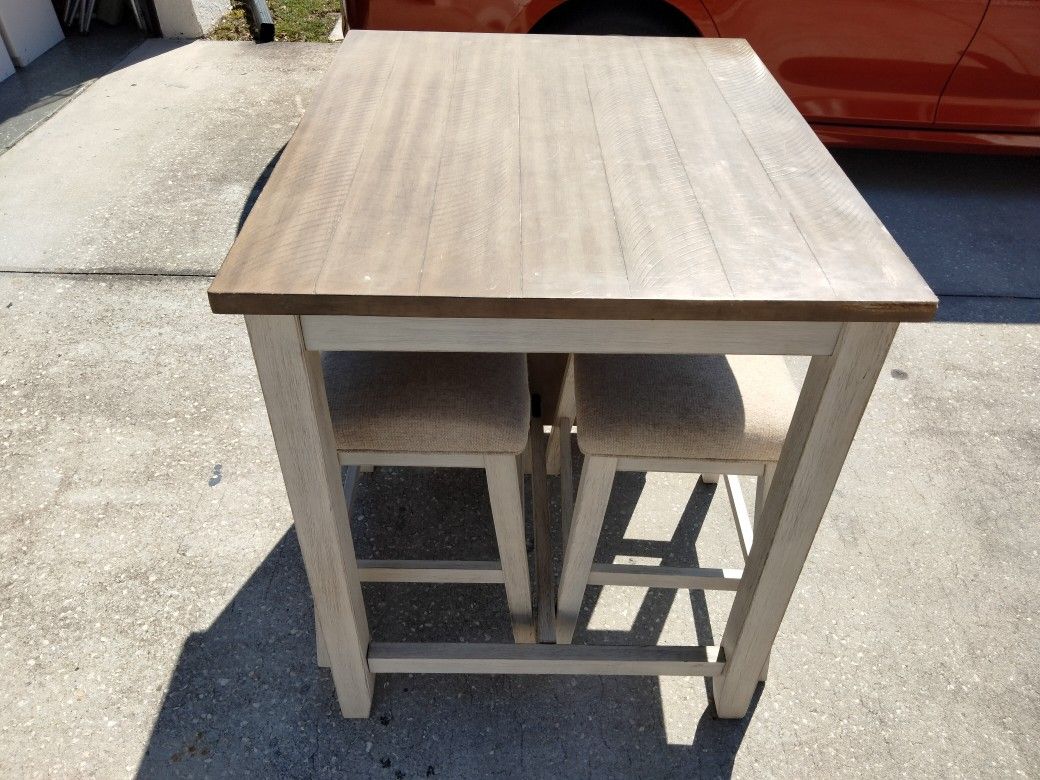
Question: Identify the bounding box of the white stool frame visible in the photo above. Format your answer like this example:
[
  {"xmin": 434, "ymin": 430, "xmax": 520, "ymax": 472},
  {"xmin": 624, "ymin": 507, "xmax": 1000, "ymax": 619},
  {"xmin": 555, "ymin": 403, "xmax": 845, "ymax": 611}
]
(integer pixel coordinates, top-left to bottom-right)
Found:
[
  {"xmin": 555, "ymin": 454, "xmax": 776, "ymax": 625},
  {"xmin": 315, "ymin": 450, "xmax": 537, "ymax": 667},
  {"xmin": 247, "ymin": 314, "xmax": 895, "ymax": 719},
  {"xmin": 553, "ymin": 432, "xmax": 777, "ymax": 681}
]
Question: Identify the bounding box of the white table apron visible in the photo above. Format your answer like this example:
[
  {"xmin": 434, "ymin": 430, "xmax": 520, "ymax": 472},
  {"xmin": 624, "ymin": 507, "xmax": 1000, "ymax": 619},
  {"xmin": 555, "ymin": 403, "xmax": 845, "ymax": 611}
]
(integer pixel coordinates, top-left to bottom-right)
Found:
[{"xmin": 245, "ymin": 313, "xmax": 897, "ymax": 719}]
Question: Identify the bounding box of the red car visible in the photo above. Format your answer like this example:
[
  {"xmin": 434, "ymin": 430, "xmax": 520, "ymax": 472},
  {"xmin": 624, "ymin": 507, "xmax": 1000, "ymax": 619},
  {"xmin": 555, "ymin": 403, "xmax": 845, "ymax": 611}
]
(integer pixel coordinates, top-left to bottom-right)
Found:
[{"xmin": 343, "ymin": 0, "xmax": 1040, "ymax": 154}]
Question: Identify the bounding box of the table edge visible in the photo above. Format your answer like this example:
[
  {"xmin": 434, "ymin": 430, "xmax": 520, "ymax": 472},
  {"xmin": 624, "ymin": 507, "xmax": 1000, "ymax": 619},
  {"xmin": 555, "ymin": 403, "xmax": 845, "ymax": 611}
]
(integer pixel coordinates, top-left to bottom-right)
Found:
[{"xmin": 207, "ymin": 290, "xmax": 939, "ymax": 323}]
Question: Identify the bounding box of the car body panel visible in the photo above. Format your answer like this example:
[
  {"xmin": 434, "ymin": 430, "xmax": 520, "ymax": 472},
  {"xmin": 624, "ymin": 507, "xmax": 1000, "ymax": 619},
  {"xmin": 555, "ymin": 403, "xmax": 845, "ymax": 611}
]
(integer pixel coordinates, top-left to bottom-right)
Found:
[
  {"xmin": 347, "ymin": 0, "xmax": 720, "ymax": 33},
  {"xmin": 353, "ymin": 0, "xmax": 518, "ymax": 32},
  {"xmin": 345, "ymin": 0, "xmax": 1040, "ymax": 152},
  {"xmin": 701, "ymin": 0, "xmax": 988, "ymax": 125},
  {"xmin": 935, "ymin": 0, "xmax": 1040, "ymax": 129},
  {"xmin": 813, "ymin": 123, "xmax": 1040, "ymax": 154}
]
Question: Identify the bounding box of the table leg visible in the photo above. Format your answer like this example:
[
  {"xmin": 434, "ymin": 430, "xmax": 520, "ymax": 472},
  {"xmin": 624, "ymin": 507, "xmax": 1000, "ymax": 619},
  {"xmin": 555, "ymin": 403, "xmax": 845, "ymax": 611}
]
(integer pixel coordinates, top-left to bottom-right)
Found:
[
  {"xmin": 246, "ymin": 315, "xmax": 374, "ymax": 718},
  {"xmin": 712, "ymin": 322, "xmax": 897, "ymax": 718}
]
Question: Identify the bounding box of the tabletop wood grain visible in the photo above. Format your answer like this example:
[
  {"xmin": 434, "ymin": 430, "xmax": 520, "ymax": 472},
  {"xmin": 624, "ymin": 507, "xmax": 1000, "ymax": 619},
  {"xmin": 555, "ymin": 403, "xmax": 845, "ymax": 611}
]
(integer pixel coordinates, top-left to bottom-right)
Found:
[{"xmin": 208, "ymin": 30, "xmax": 937, "ymax": 322}]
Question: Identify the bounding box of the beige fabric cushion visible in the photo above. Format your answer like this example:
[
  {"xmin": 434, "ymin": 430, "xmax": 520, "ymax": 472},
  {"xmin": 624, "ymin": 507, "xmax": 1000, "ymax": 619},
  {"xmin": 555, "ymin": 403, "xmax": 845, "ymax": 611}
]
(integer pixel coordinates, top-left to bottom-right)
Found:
[
  {"xmin": 574, "ymin": 354, "xmax": 797, "ymax": 461},
  {"xmin": 322, "ymin": 352, "xmax": 530, "ymax": 455}
]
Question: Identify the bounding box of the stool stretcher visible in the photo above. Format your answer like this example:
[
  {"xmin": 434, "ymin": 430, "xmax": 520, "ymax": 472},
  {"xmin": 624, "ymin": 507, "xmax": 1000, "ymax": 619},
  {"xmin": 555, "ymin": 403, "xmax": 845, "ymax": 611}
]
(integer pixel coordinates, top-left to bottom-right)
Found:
[{"xmin": 367, "ymin": 643, "xmax": 724, "ymax": 676}]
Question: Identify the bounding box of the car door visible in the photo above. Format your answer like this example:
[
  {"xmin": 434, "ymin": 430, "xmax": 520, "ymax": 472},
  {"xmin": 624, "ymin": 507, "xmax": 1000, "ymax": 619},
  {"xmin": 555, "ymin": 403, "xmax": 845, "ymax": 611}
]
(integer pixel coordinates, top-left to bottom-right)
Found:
[
  {"xmin": 702, "ymin": 0, "xmax": 989, "ymax": 125},
  {"xmin": 936, "ymin": 0, "xmax": 1040, "ymax": 129}
]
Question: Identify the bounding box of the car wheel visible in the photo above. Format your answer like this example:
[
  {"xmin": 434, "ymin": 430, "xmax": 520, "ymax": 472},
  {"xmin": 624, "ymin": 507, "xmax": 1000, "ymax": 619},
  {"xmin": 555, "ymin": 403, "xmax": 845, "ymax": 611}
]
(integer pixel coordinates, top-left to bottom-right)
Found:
[{"xmin": 530, "ymin": 0, "xmax": 700, "ymax": 37}]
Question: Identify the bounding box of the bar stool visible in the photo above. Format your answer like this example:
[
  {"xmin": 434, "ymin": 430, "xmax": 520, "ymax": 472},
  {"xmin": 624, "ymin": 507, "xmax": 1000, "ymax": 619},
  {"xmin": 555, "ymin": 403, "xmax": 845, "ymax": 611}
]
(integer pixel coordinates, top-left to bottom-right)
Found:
[
  {"xmin": 553, "ymin": 353, "xmax": 798, "ymax": 650},
  {"xmin": 313, "ymin": 350, "xmax": 536, "ymax": 661}
]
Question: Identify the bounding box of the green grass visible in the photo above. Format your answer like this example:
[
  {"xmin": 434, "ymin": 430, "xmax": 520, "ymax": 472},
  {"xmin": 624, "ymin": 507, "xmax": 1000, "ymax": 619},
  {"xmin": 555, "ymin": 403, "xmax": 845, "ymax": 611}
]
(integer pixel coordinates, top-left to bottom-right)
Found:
[{"xmin": 210, "ymin": 0, "xmax": 340, "ymax": 42}]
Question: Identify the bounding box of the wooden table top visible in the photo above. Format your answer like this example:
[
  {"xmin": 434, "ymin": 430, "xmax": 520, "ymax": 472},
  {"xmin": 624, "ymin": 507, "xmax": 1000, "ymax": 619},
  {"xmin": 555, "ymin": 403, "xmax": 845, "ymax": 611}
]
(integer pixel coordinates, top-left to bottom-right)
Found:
[{"xmin": 209, "ymin": 30, "xmax": 937, "ymax": 322}]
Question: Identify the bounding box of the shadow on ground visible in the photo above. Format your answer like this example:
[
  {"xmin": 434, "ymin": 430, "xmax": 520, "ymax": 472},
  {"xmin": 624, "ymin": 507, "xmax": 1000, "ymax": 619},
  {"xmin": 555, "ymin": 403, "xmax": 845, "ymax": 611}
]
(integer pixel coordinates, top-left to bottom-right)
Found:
[
  {"xmin": 0, "ymin": 23, "xmax": 148, "ymax": 152},
  {"xmin": 137, "ymin": 468, "xmax": 758, "ymax": 778},
  {"xmin": 140, "ymin": 146, "xmax": 1038, "ymax": 777},
  {"xmin": 834, "ymin": 150, "xmax": 1040, "ymax": 325},
  {"xmin": 238, "ymin": 145, "xmax": 285, "ymax": 235}
]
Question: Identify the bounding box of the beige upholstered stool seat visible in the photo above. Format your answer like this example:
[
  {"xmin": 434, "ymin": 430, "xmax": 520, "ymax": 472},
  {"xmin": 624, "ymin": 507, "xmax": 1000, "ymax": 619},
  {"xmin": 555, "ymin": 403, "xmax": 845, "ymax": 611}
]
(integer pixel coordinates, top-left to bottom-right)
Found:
[
  {"xmin": 322, "ymin": 352, "xmax": 530, "ymax": 455},
  {"xmin": 574, "ymin": 354, "xmax": 798, "ymax": 461}
]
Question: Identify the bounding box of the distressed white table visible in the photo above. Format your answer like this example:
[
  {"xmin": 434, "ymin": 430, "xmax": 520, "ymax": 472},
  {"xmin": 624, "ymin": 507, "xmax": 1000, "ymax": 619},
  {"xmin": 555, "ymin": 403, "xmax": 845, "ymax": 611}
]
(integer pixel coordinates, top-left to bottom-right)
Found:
[{"xmin": 209, "ymin": 30, "xmax": 937, "ymax": 719}]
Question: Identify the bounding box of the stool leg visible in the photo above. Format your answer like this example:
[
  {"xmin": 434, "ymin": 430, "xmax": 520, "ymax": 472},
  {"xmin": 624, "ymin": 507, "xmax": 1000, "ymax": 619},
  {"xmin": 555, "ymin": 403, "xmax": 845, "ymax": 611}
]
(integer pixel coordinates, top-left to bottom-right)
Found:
[
  {"xmin": 558, "ymin": 418, "xmax": 575, "ymax": 544},
  {"xmin": 545, "ymin": 355, "xmax": 575, "ymax": 476},
  {"xmin": 701, "ymin": 474, "xmax": 720, "ymax": 484},
  {"xmin": 555, "ymin": 456, "xmax": 617, "ymax": 644},
  {"xmin": 754, "ymin": 463, "xmax": 776, "ymax": 682},
  {"xmin": 485, "ymin": 454, "xmax": 536, "ymax": 644},
  {"xmin": 754, "ymin": 464, "xmax": 776, "ymax": 528}
]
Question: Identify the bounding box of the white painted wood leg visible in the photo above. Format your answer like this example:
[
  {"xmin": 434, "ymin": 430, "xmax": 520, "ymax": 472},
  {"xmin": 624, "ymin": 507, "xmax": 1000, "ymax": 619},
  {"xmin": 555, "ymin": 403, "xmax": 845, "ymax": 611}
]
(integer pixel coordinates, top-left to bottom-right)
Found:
[
  {"xmin": 724, "ymin": 474, "xmax": 754, "ymax": 563},
  {"xmin": 528, "ymin": 421, "xmax": 557, "ymax": 644},
  {"xmin": 316, "ymin": 610, "xmax": 330, "ymax": 668},
  {"xmin": 754, "ymin": 462, "xmax": 776, "ymax": 682},
  {"xmin": 701, "ymin": 474, "xmax": 720, "ymax": 484},
  {"xmin": 245, "ymin": 315, "xmax": 374, "ymax": 718},
  {"xmin": 520, "ymin": 441, "xmax": 534, "ymax": 476},
  {"xmin": 558, "ymin": 417, "xmax": 575, "ymax": 544},
  {"xmin": 754, "ymin": 463, "xmax": 776, "ymax": 529},
  {"xmin": 555, "ymin": 456, "xmax": 617, "ymax": 644},
  {"xmin": 485, "ymin": 454, "xmax": 537, "ymax": 644},
  {"xmin": 316, "ymin": 464, "xmax": 359, "ymax": 670},
  {"xmin": 545, "ymin": 355, "xmax": 575, "ymax": 476},
  {"xmin": 712, "ymin": 323, "xmax": 898, "ymax": 718}
]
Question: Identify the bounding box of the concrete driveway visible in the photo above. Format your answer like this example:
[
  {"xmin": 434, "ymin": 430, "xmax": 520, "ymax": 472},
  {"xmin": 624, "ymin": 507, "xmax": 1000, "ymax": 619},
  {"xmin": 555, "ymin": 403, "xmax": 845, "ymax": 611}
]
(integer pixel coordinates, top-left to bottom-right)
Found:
[{"xmin": 1, "ymin": 39, "xmax": 1038, "ymax": 779}]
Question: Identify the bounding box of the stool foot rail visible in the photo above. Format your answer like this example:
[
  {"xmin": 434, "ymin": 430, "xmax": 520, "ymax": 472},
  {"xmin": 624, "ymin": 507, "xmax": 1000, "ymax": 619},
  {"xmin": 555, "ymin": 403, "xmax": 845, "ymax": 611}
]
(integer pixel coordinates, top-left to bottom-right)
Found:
[{"xmin": 367, "ymin": 642, "xmax": 723, "ymax": 676}]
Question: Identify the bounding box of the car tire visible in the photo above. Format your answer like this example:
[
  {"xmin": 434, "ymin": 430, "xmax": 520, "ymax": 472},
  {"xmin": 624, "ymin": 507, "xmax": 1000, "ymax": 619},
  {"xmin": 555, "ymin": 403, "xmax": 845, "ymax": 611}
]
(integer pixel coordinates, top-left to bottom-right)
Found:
[{"xmin": 530, "ymin": 0, "xmax": 700, "ymax": 37}]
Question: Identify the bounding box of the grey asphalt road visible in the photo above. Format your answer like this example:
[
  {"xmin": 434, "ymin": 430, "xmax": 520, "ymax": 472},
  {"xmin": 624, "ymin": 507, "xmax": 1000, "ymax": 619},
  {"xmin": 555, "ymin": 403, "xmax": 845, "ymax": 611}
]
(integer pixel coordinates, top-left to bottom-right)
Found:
[
  {"xmin": 0, "ymin": 39, "xmax": 1037, "ymax": 779},
  {"xmin": 835, "ymin": 148, "xmax": 1040, "ymax": 321}
]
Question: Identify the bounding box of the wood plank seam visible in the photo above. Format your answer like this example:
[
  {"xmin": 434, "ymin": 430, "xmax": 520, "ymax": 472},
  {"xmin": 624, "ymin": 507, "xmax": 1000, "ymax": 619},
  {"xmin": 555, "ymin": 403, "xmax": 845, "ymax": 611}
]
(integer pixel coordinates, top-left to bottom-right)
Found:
[
  {"xmin": 579, "ymin": 51, "xmax": 632, "ymax": 297},
  {"xmin": 211, "ymin": 32, "xmax": 937, "ymax": 322},
  {"xmin": 635, "ymin": 42, "xmax": 735, "ymax": 299},
  {"xmin": 688, "ymin": 41, "xmax": 836, "ymax": 298},
  {"xmin": 639, "ymin": 37, "xmax": 837, "ymax": 302}
]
